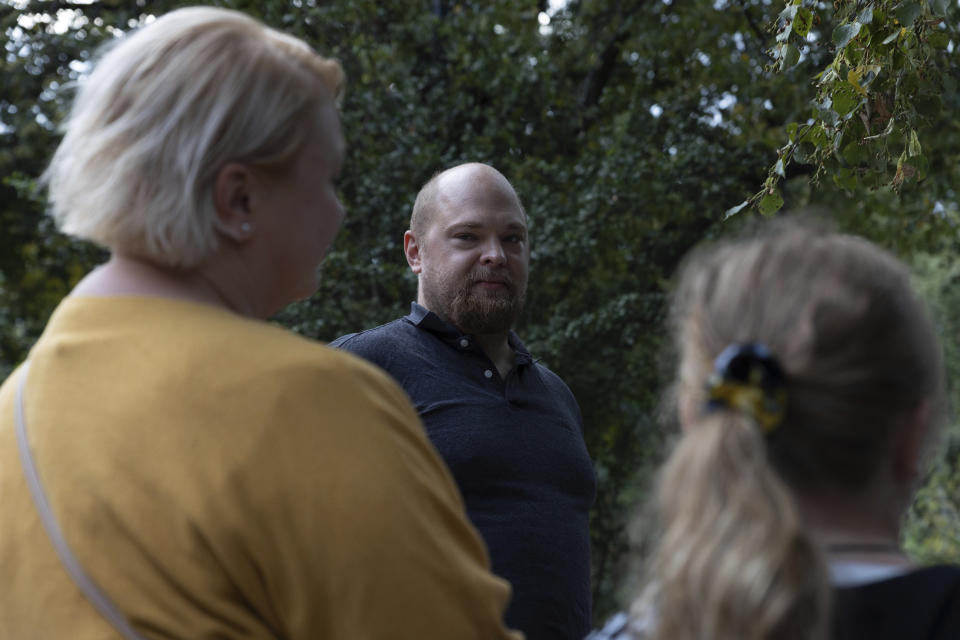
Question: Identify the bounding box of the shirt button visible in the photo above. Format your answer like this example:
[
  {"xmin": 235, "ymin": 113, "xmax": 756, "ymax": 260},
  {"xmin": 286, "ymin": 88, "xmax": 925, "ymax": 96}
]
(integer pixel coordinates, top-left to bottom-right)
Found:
[
  {"xmin": 459, "ymin": 338, "xmax": 469, "ymax": 348},
  {"xmin": 484, "ymin": 369, "xmax": 493, "ymax": 379}
]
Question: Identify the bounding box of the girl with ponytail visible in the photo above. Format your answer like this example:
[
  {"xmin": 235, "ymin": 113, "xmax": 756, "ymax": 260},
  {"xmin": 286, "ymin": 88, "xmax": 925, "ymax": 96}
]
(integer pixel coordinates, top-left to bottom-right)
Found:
[{"xmin": 590, "ymin": 222, "xmax": 960, "ymax": 640}]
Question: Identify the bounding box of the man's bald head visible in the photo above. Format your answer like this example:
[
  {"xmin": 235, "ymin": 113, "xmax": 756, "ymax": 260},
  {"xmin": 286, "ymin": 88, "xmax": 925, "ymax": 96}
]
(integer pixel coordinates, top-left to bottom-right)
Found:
[{"xmin": 409, "ymin": 163, "xmax": 526, "ymax": 238}]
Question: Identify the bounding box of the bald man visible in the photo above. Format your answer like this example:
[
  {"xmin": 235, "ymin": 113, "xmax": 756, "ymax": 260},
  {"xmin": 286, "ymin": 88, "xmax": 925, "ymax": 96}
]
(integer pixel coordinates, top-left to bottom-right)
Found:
[{"xmin": 331, "ymin": 163, "xmax": 596, "ymax": 639}]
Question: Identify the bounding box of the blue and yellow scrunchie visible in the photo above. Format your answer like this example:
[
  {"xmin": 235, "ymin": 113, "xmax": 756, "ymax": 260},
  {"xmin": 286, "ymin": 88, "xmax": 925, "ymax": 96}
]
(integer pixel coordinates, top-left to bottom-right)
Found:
[{"xmin": 706, "ymin": 343, "xmax": 787, "ymax": 433}]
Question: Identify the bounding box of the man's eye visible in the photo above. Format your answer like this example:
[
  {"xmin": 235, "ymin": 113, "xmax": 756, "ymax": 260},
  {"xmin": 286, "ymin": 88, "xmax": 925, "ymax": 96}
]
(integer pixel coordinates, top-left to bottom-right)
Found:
[
  {"xmin": 454, "ymin": 234, "xmax": 475, "ymax": 241},
  {"xmin": 505, "ymin": 235, "xmax": 524, "ymax": 243}
]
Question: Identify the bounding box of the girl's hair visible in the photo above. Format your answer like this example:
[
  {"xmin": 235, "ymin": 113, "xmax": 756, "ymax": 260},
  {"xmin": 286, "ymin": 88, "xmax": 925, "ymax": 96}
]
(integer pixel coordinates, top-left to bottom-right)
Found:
[
  {"xmin": 43, "ymin": 7, "xmax": 344, "ymax": 268},
  {"xmin": 636, "ymin": 221, "xmax": 942, "ymax": 640}
]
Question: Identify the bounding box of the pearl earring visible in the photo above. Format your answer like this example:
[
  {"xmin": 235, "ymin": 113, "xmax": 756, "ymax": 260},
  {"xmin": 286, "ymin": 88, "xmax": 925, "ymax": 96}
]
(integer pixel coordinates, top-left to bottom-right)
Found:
[{"xmin": 240, "ymin": 222, "xmax": 252, "ymax": 234}]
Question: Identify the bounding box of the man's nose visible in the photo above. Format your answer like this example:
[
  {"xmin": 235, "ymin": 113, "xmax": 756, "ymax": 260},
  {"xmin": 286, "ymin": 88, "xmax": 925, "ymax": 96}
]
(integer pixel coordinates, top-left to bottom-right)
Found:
[{"xmin": 479, "ymin": 238, "xmax": 506, "ymax": 265}]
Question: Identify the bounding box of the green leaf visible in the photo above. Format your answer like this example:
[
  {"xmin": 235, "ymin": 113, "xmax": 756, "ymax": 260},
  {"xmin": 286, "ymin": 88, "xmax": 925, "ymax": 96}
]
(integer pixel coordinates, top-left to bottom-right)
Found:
[
  {"xmin": 776, "ymin": 4, "xmax": 797, "ymax": 43},
  {"xmin": 928, "ymin": 31, "xmax": 951, "ymax": 49},
  {"xmin": 808, "ymin": 123, "xmax": 829, "ymax": 147},
  {"xmin": 758, "ymin": 190, "xmax": 784, "ymax": 216},
  {"xmin": 895, "ymin": 3, "xmax": 922, "ymax": 28},
  {"xmin": 723, "ymin": 200, "xmax": 749, "ymax": 220},
  {"xmin": 908, "ymin": 130, "xmax": 922, "ymax": 157},
  {"xmin": 787, "ymin": 121, "xmax": 799, "ymax": 141},
  {"xmin": 820, "ymin": 108, "xmax": 840, "ymax": 127},
  {"xmin": 910, "ymin": 153, "xmax": 929, "ymax": 180},
  {"xmin": 857, "ymin": 6, "xmax": 874, "ymax": 25},
  {"xmin": 780, "ymin": 44, "xmax": 801, "ymax": 70},
  {"xmin": 894, "ymin": 150, "xmax": 907, "ymax": 184},
  {"xmin": 794, "ymin": 142, "xmax": 817, "ymax": 164},
  {"xmin": 842, "ymin": 141, "xmax": 870, "ymax": 166},
  {"xmin": 931, "ymin": 0, "xmax": 950, "ymax": 15},
  {"xmin": 859, "ymin": 65, "xmax": 881, "ymax": 88},
  {"xmin": 794, "ymin": 8, "xmax": 814, "ymax": 38},
  {"xmin": 833, "ymin": 130, "xmax": 845, "ymax": 155},
  {"xmin": 814, "ymin": 98, "xmax": 839, "ymax": 125},
  {"xmin": 882, "ymin": 29, "xmax": 902, "ymax": 45},
  {"xmin": 776, "ymin": 24, "xmax": 793, "ymax": 44},
  {"xmin": 833, "ymin": 167, "xmax": 858, "ymax": 190},
  {"xmin": 833, "ymin": 22, "xmax": 862, "ymax": 48},
  {"xmin": 831, "ymin": 82, "xmax": 862, "ymax": 117},
  {"xmin": 778, "ymin": 4, "xmax": 799, "ymax": 21}
]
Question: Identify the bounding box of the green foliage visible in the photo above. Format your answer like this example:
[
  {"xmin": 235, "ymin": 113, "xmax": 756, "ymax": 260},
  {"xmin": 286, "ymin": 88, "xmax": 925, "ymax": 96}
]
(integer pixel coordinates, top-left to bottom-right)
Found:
[
  {"xmin": 751, "ymin": 0, "xmax": 960, "ymax": 215},
  {"xmin": 905, "ymin": 439, "xmax": 960, "ymax": 563}
]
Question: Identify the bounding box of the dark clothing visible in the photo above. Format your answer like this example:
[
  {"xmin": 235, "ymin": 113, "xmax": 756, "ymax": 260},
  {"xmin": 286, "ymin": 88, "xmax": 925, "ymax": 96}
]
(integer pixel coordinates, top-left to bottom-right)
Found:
[
  {"xmin": 331, "ymin": 303, "xmax": 596, "ymax": 640},
  {"xmin": 587, "ymin": 565, "xmax": 960, "ymax": 640},
  {"xmin": 832, "ymin": 565, "xmax": 960, "ymax": 640}
]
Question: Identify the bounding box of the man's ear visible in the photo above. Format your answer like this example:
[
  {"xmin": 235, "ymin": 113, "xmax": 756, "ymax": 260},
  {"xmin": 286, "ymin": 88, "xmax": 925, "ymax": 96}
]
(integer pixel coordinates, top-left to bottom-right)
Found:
[
  {"xmin": 213, "ymin": 162, "xmax": 256, "ymax": 242},
  {"xmin": 404, "ymin": 230, "xmax": 422, "ymax": 274}
]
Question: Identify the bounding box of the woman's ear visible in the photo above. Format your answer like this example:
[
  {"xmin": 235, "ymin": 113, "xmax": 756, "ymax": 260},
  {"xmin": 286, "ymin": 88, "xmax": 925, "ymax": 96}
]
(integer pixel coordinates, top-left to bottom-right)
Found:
[
  {"xmin": 214, "ymin": 163, "xmax": 256, "ymax": 242},
  {"xmin": 892, "ymin": 399, "xmax": 935, "ymax": 487}
]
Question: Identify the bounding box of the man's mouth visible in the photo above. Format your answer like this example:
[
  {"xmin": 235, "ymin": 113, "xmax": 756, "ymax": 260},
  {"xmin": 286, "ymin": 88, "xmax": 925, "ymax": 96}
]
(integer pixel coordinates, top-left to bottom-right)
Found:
[
  {"xmin": 471, "ymin": 277, "xmax": 514, "ymax": 293},
  {"xmin": 467, "ymin": 271, "xmax": 512, "ymax": 292}
]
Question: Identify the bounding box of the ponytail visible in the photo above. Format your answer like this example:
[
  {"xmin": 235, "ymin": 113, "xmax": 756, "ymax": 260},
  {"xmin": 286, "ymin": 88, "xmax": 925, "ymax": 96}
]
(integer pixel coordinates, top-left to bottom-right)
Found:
[{"xmin": 638, "ymin": 410, "xmax": 828, "ymax": 640}]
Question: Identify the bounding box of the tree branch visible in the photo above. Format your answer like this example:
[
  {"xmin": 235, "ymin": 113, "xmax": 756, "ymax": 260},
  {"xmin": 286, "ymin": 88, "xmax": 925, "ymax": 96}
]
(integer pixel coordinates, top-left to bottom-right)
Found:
[{"xmin": 576, "ymin": 1, "xmax": 653, "ymax": 133}]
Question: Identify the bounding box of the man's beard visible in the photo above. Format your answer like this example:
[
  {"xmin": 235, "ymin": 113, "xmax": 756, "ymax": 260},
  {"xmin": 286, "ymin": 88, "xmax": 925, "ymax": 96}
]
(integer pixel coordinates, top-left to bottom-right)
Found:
[{"xmin": 429, "ymin": 268, "xmax": 526, "ymax": 335}]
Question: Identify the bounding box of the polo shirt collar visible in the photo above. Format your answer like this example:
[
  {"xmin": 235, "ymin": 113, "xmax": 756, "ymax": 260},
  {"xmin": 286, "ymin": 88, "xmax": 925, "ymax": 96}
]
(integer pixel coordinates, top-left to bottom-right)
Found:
[{"xmin": 404, "ymin": 302, "xmax": 533, "ymax": 366}]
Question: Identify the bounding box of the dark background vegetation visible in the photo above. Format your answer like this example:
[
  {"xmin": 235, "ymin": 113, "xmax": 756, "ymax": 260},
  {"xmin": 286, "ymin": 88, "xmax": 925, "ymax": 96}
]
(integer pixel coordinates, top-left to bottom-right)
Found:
[{"xmin": 3, "ymin": 0, "xmax": 959, "ymax": 622}]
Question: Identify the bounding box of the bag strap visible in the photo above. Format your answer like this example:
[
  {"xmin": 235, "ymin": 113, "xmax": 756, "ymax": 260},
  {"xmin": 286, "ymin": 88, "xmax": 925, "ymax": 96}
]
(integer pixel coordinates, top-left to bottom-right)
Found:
[{"xmin": 14, "ymin": 361, "xmax": 149, "ymax": 640}]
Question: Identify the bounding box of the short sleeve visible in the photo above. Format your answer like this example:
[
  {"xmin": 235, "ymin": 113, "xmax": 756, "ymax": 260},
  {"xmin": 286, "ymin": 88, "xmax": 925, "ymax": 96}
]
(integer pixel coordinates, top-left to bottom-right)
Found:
[{"xmin": 210, "ymin": 350, "xmax": 522, "ymax": 640}]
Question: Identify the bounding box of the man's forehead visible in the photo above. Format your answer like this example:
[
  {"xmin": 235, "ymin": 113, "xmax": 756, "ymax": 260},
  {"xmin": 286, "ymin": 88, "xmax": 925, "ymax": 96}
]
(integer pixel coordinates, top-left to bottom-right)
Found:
[
  {"xmin": 443, "ymin": 217, "xmax": 527, "ymax": 230},
  {"xmin": 436, "ymin": 177, "xmax": 524, "ymax": 216}
]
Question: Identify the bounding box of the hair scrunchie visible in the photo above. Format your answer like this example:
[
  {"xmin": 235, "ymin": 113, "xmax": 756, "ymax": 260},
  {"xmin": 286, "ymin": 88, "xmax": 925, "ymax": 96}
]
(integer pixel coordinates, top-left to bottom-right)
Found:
[{"xmin": 706, "ymin": 343, "xmax": 787, "ymax": 432}]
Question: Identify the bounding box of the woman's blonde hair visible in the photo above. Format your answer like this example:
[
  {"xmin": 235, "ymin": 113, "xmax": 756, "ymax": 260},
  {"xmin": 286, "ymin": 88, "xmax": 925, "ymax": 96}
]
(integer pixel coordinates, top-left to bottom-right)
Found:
[
  {"xmin": 636, "ymin": 221, "xmax": 942, "ymax": 640},
  {"xmin": 43, "ymin": 6, "xmax": 344, "ymax": 268}
]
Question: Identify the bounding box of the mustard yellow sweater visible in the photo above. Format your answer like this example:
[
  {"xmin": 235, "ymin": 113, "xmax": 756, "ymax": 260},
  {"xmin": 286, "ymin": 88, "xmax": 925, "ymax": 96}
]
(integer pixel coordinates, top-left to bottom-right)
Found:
[{"xmin": 0, "ymin": 296, "xmax": 520, "ymax": 639}]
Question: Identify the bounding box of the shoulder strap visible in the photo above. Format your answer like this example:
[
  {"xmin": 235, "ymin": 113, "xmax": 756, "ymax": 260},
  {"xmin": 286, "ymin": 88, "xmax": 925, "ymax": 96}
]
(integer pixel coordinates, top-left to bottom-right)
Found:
[{"xmin": 14, "ymin": 361, "xmax": 149, "ymax": 640}]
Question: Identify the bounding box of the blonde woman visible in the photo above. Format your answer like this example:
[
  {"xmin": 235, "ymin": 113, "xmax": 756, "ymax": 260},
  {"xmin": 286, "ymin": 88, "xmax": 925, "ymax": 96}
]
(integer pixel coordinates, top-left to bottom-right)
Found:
[
  {"xmin": 0, "ymin": 8, "xmax": 520, "ymax": 639},
  {"xmin": 591, "ymin": 223, "xmax": 960, "ymax": 640}
]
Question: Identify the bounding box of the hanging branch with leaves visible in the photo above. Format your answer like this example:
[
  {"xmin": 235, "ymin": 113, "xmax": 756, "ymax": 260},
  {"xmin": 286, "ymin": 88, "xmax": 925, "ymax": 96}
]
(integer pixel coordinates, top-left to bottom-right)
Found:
[{"xmin": 727, "ymin": 0, "xmax": 956, "ymax": 218}]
